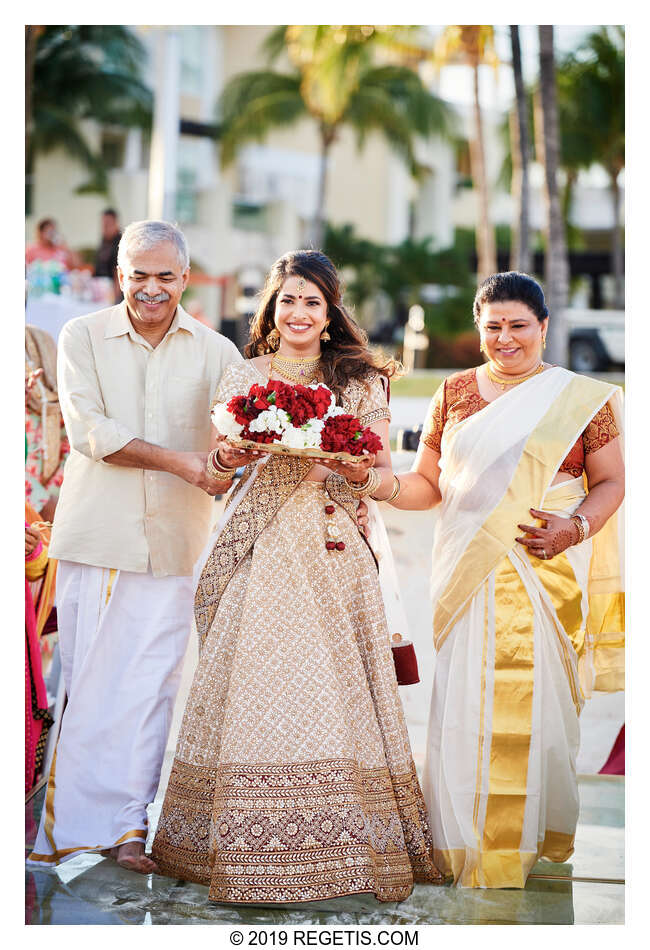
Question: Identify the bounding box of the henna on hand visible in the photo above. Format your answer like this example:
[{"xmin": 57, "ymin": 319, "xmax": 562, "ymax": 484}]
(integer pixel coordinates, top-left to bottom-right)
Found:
[{"xmin": 515, "ymin": 507, "xmax": 581, "ymax": 560}]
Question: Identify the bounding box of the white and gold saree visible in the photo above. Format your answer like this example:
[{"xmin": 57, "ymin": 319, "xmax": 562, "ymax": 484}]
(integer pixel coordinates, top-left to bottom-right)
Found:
[{"xmin": 422, "ymin": 366, "xmax": 624, "ymax": 888}]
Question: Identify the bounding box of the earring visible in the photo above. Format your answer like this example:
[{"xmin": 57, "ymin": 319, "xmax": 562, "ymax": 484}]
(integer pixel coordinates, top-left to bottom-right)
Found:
[
  {"xmin": 266, "ymin": 328, "xmax": 280, "ymax": 350},
  {"xmin": 542, "ymin": 337, "xmax": 547, "ymax": 351},
  {"xmin": 320, "ymin": 322, "xmax": 331, "ymax": 342}
]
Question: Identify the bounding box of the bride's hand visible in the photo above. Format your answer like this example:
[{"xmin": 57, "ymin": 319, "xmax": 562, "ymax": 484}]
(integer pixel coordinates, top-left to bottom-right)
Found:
[
  {"xmin": 215, "ymin": 440, "xmax": 265, "ymax": 470},
  {"xmin": 319, "ymin": 453, "xmax": 376, "ymax": 483}
]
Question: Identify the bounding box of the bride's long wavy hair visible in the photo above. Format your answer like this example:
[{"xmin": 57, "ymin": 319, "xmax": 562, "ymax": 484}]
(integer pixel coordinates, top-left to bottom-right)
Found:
[{"xmin": 245, "ymin": 250, "xmax": 400, "ymax": 399}]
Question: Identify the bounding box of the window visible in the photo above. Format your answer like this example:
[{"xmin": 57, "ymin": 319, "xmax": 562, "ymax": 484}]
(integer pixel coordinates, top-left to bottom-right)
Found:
[
  {"xmin": 179, "ymin": 27, "xmax": 204, "ymax": 97},
  {"xmin": 232, "ymin": 200, "xmax": 268, "ymax": 233},
  {"xmin": 101, "ymin": 131, "xmax": 127, "ymax": 170},
  {"xmin": 176, "ymin": 168, "xmax": 198, "ymax": 224}
]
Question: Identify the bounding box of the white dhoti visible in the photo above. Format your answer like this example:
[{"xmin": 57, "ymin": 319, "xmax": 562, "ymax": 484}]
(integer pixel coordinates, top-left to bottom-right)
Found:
[{"xmin": 27, "ymin": 560, "xmax": 194, "ymax": 866}]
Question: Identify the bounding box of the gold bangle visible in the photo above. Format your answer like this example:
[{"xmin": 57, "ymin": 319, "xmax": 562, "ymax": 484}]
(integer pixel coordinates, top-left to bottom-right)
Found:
[
  {"xmin": 206, "ymin": 448, "xmax": 236, "ymax": 481},
  {"xmin": 383, "ymin": 474, "xmax": 401, "ymax": 503},
  {"xmin": 570, "ymin": 514, "xmax": 585, "ymax": 544},
  {"xmin": 345, "ymin": 467, "xmax": 381, "ymax": 497}
]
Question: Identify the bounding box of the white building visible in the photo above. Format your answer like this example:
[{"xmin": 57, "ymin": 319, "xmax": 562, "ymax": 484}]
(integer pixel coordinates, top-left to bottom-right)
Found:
[{"xmin": 26, "ymin": 25, "xmax": 622, "ymax": 323}]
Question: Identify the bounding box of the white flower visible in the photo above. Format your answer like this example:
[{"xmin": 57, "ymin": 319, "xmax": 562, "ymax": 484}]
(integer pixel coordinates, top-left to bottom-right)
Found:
[
  {"xmin": 248, "ymin": 407, "xmax": 290, "ymax": 435},
  {"xmin": 280, "ymin": 425, "xmax": 311, "ymax": 449},
  {"xmin": 211, "ymin": 403, "xmax": 244, "ymax": 439},
  {"xmin": 324, "ymin": 404, "xmax": 348, "ymax": 419},
  {"xmin": 298, "ymin": 419, "xmax": 325, "ymax": 448}
]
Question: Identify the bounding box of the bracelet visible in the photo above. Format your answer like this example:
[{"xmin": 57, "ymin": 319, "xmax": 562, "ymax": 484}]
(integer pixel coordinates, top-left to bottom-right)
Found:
[
  {"xmin": 570, "ymin": 513, "xmax": 590, "ymax": 544},
  {"xmin": 345, "ymin": 467, "xmax": 381, "ymax": 497},
  {"xmin": 573, "ymin": 511, "xmax": 590, "ymax": 540},
  {"xmin": 384, "ymin": 474, "xmax": 401, "ymax": 503},
  {"xmin": 206, "ymin": 448, "xmax": 236, "ymax": 481},
  {"xmin": 570, "ymin": 516, "xmax": 584, "ymax": 544}
]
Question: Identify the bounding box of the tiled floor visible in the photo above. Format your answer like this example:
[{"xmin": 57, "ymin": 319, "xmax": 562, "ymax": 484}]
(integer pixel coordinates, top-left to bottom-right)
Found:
[{"xmin": 25, "ymin": 774, "xmax": 623, "ymax": 925}]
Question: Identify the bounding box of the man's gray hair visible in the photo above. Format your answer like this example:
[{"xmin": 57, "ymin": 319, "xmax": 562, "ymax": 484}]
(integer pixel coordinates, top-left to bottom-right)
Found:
[{"xmin": 117, "ymin": 220, "xmax": 190, "ymax": 272}]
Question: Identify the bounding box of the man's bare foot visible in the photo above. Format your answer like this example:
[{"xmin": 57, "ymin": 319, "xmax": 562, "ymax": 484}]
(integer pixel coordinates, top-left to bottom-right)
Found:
[{"xmin": 114, "ymin": 841, "xmax": 159, "ymax": 874}]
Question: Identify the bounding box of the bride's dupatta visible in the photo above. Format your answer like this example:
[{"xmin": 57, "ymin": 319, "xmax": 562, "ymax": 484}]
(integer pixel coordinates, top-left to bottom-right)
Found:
[{"xmin": 422, "ymin": 366, "xmax": 624, "ymax": 888}]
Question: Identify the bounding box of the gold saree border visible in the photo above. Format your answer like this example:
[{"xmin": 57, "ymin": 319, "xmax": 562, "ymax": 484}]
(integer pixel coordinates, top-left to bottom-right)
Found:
[
  {"xmin": 479, "ymin": 557, "xmax": 535, "ymax": 889},
  {"xmin": 434, "ymin": 829, "xmax": 574, "ymax": 889}
]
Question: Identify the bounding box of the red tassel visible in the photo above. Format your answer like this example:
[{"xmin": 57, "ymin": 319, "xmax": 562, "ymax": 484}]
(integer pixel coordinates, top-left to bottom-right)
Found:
[{"xmin": 391, "ymin": 640, "xmax": 419, "ymax": 685}]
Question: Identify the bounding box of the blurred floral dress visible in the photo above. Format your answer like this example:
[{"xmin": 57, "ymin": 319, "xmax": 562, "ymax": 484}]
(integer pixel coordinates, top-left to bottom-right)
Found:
[
  {"xmin": 25, "ymin": 325, "xmax": 69, "ymax": 511},
  {"xmin": 25, "ymin": 325, "xmax": 68, "ymax": 673}
]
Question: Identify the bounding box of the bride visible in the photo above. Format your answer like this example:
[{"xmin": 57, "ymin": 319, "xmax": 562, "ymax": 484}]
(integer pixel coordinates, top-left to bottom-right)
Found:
[{"xmin": 151, "ymin": 250, "xmax": 445, "ymax": 903}]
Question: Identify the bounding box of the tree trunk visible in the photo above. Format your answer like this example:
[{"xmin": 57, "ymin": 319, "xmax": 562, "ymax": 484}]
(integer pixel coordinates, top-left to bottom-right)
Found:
[
  {"xmin": 25, "ymin": 26, "xmax": 43, "ymax": 212},
  {"xmin": 610, "ymin": 169, "xmax": 624, "ymax": 309},
  {"xmin": 310, "ymin": 128, "xmax": 331, "ymax": 249},
  {"xmin": 25, "ymin": 27, "xmax": 39, "ymax": 172},
  {"xmin": 509, "ymin": 26, "xmax": 531, "ymax": 274},
  {"xmin": 469, "ymin": 61, "xmax": 496, "ymax": 283},
  {"xmin": 537, "ymin": 26, "xmax": 570, "ymax": 366}
]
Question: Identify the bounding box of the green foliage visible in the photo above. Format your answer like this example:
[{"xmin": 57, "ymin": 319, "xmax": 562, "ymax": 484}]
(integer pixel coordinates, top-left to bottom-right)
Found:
[
  {"xmin": 556, "ymin": 27, "xmax": 624, "ymax": 180},
  {"xmin": 30, "ymin": 26, "xmax": 152, "ymax": 193},
  {"xmin": 324, "ymin": 222, "xmax": 476, "ymax": 338},
  {"xmin": 217, "ymin": 26, "xmax": 453, "ymax": 171},
  {"xmin": 217, "ymin": 71, "xmax": 306, "ymax": 165}
]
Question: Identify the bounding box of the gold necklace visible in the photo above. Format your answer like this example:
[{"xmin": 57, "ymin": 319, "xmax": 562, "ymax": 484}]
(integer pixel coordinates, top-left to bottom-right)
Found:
[
  {"xmin": 486, "ymin": 361, "xmax": 544, "ymax": 389},
  {"xmin": 270, "ymin": 352, "xmax": 322, "ymax": 385}
]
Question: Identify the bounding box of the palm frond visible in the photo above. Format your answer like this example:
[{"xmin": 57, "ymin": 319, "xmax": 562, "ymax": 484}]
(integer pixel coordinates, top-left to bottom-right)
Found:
[
  {"xmin": 349, "ymin": 65, "xmax": 456, "ymax": 141},
  {"xmin": 217, "ymin": 71, "xmax": 306, "ymax": 165},
  {"xmin": 31, "ymin": 104, "xmax": 109, "ymax": 192},
  {"xmin": 261, "ymin": 25, "xmax": 289, "ymax": 63}
]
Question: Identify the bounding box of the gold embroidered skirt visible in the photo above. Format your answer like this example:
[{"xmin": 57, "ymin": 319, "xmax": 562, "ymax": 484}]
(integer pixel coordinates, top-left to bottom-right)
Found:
[{"xmin": 152, "ymin": 481, "xmax": 444, "ymax": 902}]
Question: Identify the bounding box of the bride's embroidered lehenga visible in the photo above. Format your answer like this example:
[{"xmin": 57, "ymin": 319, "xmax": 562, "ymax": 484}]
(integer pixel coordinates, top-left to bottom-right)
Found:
[{"xmin": 152, "ymin": 362, "xmax": 445, "ymax": 902}]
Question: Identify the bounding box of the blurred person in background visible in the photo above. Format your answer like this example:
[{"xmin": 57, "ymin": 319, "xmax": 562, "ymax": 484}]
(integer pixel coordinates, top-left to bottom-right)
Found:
[
  {"xmin": 25, "ymin": 325, "xmax": 69, "ymax": 524},
  {"xmin": 26, "ymin": 219, "xmax": 242, "ymax": 875},
  {"xmin": 94, "ymin": 208, "xmax": 123, "ymax": 303},
  {"xmin": 25, "ymin": 492, "xmax": 56, "ymax": 794},
  {"xmin": 25, "ymin": 218, "xmax": 80, "ymax": 271},
  {"xmin": 386, "ymin": 271, "xmax": 625, "ymax": 889},
  {"xmin": 184, "ymin": 297, "xmax": 213, "ymax": 329}
]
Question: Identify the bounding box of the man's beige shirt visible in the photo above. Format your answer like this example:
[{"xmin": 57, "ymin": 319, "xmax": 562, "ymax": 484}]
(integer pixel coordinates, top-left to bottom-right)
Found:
[{"xmin": 50, "ymin": 302, "xmax": 242, "ymax": 576}]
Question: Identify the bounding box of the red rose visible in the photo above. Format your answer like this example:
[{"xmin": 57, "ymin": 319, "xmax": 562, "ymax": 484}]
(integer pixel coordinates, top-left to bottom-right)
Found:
[{"xmin": 321, "ymin": 414, "xmax": 383, "ymax": 455}]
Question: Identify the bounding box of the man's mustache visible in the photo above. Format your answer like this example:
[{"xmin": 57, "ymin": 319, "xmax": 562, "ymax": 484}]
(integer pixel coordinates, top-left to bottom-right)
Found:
[{"xmin": 134, "ymin": 291, "xmax": 171, "ymax": 303}]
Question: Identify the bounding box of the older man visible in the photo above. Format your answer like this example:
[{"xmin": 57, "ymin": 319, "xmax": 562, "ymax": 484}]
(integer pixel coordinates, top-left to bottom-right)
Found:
[{"xmin": 27, "ymin": 221, "xmax": 243, "ymax": 874}]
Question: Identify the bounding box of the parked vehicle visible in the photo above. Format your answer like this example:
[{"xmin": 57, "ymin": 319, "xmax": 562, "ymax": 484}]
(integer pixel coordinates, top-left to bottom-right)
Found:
[{"xmin": 567, "ymin": 309, "xmax": 624, "ymax": 372}]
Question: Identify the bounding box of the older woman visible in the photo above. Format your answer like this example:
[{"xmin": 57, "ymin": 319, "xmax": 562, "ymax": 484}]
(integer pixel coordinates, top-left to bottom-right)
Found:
[
  {"xmin": 385, "ymin": 272, "xmax": 624, "ymax": 888},
  {"xmin": 152, "ymin": 250, "xmax": 445, "ymax": 903}
]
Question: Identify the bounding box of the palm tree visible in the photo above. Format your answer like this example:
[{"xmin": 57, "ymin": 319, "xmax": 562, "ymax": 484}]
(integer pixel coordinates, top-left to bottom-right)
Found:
[
  {"xmin": 537, "ymin": 25, "xmax": 570, "ymax": 365},
  {"xmin": 27, "ymin": 25, "xmax": 152, "ymax": 197},
  {"xmin": 509, "ymin": 26, "xmax": 531, "ymax": 273},
  {"xmin": 434, "ymin": 26, "xmax": 498, "ymax": 282},
  {"xmin": 217, "ymin": 25, "xmax": 452, "ymax": 248},
  {"xmin": 556, "ymin": 28, "xmax": 624, "ymax": 307}
]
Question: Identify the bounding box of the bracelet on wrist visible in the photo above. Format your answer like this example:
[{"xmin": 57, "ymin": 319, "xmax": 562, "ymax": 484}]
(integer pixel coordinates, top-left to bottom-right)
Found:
[
  {"xmin": 570, "ymin": 513, "xmax": 588, "ymax": 544},
  {"xmin": 345, "ymin": 467, "xmax": 381, "ymax": 498},
  {"xmin": 383, "ymin": 474, "xmax": 401, "ymax": 503},
  {"xmin": 574, "ymin": 511, "xmax": 590, "ymax": 540},
  {"xmin": 206, "ymin": 448, "xmax": 236, "ymax": 481}
]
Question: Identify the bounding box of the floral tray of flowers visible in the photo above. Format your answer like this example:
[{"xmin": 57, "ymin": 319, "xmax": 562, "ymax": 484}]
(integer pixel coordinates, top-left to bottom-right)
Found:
[{"xmin": 211, "ymin": 380, "xmax": 383, "ymax": 463}]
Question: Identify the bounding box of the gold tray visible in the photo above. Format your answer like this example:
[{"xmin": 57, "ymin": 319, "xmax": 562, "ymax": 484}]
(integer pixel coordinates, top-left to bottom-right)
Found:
[{"xmin": 226, "ymin": 436, "xmax": 362, "ymax": 464}]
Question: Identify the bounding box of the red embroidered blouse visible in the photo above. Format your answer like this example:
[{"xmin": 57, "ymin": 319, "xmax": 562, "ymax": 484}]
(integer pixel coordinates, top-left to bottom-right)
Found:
[{"xmin": 421, "ymin": 368, "xmax": 619, "ymax": 478}]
